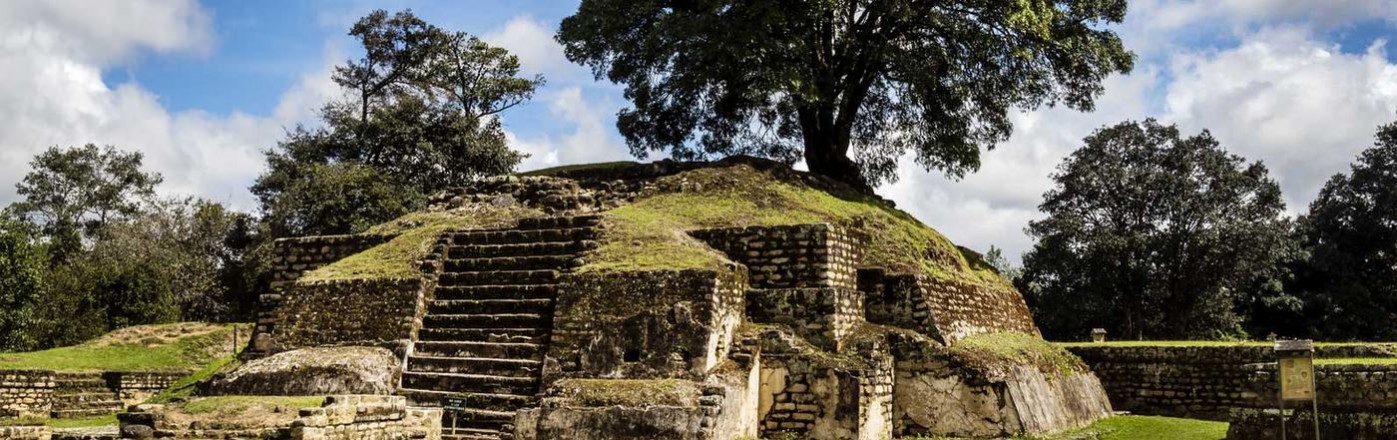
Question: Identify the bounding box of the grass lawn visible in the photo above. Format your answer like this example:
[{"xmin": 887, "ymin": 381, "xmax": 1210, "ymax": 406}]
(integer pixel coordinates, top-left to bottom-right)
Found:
[
  {"xmin": 1089, "ymin": 415, "xmax": 1228, "ymax": 440},
  {"xmin": 0, "ymin": 323, "xmax": 246, "ymax": 372},
  {"xmin": 1317, "ymin": 357, "xmax": 1397, "ymax": 365},
  {"xmin": 1057, "ymin": 341, "xmax": 1397, "ymax": 348}
]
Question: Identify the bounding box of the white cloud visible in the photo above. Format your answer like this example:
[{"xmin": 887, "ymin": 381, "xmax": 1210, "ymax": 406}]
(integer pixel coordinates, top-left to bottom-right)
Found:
[
  {"xmin": 1137, "ymin": 0, "xmax": 1397, "ymax": 32},
  {"xmin": 483, "ymin": 16, "xmax": 577, "ymax": 81},
  {"xmin": 0, "ymin": 1, "xmax": 331, "ymax": 211},
  {"xmin": 508, "ymin": 87, "xmax": 632, "ymax": 171},
  {"xmin": 1164, "ymin": 27, "xmax": 1397, "ymax": 212}
]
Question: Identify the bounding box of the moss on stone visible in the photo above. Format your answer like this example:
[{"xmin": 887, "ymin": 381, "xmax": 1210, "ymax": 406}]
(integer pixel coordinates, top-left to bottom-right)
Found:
[
  {"xmin": 580, "ymin": 164, "xmax": 1008, "ymax": 289},
  {"xmin": 177, "ymin": 396, "xmax": 324, "ymax": 415},
  {"xmin": 950, "ymin": 332, "xmax": 1089, "ymax": 378},
  {"xmin": 551, "ymin": 379, "xmax": 700, "ymax": 407},
  {"xmin": 300, "ymin": 206, "xmax": 542, "ymax": 283}
]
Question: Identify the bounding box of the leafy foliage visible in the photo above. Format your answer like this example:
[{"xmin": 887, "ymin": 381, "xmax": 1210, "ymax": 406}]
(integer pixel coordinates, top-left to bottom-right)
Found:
[
  {"xmin": 6, "ymin": 144, "xmax": 161, "ymax": 260},
  {"xmin": 558, "ymin": 0, "xmax": 1134, "ymax": 187},
  {"xmin": 1295, "ymin": 121, "xmax": 1397, "ymax": 340},
  {"xmin": 1020, "ymin": 120, "xmax": 1294, "ymax": 340},
  {"xmin": 254, "ymin": 9, "xmax": 536, "ymax": 238},
  {"xmin": 0, "ymin": 219, "xmax": 46, "ymax": 351}
]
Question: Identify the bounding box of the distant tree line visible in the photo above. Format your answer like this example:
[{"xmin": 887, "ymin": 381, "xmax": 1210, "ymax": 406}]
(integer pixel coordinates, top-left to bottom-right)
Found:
[
  {"xmin": 0, "ymin": 9, "xmax": 536, "ymax": 351},
  {"xmin": 1008, "ymin": 119, "xmax": 1397, "ymax": 342}
]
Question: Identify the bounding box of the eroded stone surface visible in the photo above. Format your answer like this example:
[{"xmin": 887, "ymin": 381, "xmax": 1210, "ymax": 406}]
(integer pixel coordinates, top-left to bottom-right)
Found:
[{"xmin": 209, "ymin": 347, "xmax": 399, "ymax": 396}]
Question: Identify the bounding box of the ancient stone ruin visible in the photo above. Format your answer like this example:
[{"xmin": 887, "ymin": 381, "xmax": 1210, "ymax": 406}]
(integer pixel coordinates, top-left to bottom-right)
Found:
[{"xmin": 230, "ymin": 158, "xmax": 1112, "ymax": 440}]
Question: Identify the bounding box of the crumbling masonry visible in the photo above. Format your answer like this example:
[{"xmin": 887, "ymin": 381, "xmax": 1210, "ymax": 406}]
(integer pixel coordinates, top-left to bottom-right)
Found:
[{"xmin": 246, "ymin": 159, "xmax": 1112, "ymax": 440}]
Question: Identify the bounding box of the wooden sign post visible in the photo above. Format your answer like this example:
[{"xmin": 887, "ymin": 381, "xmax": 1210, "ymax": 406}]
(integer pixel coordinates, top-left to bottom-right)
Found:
[{"xmin": 1275, "ymin": 339, "xmax": 1319, "ymax": 440}]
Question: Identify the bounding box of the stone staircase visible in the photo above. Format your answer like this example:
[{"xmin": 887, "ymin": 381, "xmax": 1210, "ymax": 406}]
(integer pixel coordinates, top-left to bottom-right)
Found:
[
  {"xmin": 50, "ymin": 373, "xmax": 122, "ymax": 419},
  {"xmin": 399, "ymin": 215, "xmax": 599, "ymax": 440}
]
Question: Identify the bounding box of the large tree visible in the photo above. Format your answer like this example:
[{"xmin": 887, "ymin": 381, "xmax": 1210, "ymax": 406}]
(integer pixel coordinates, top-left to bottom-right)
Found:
[
  {"xmin": 558, "ymin": 0, "xmax": 1134, "ymax": 188},
  {"xmin": 0, "ymin": 219, "xmax": 46, "ymax": 351},
  {"xmin": 254, "ymin": 9, "xmax": 537, "ymax": 237},
  {"xmin": 7, "ymin": 144, "xmax": 161, "ymax": 260},
  {"xmin": 1020, "ymin": 120, "xmax": 1294, "ymax": 340},
  {"xmin": 1296, "ymin": 121, "xmax": 1397, "ymax": 340}
]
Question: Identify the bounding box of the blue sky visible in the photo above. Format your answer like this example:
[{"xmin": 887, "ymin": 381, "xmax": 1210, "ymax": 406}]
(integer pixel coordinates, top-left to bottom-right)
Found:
[{"xmin": 3, "ymin": 0, "xmax": 1397, "ymax": 262}]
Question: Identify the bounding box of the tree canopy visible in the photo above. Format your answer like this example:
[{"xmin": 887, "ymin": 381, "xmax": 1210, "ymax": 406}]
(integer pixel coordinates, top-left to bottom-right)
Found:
[
  {"xmin": 7, "ymin": 144, "xmax": 161, "ymax": 260},
  {"xmin": 1295, "ymin": 121, "xmax": 1397, "ymax": 340},
  {"xmin": 1020, "ymin": 120, "xmax": 1293, "ymax": 340},
  {"xmin": 558, "ymin": 0, "xmax": 1134, "ymax": 188},
  {"xmin": 254, "ymin": 9, "xmax": 538, "ymax": 237}
]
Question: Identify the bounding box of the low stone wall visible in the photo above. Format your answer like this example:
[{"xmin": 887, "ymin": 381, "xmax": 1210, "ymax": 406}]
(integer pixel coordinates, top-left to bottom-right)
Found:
[
  {"xmin": 256, "ymin": 278, "xmax": 428, "ymax": 354},
  {"xmin": 0, "ymin": 370, "xmax": 56, "ymax": 417},
  {"xmin": 546, "ymin": 268, "xmax": 746, "ymax": 380},
  {"xmin": 1228, "ymin": 408, "xmax": 1397, "ymax": 440},
  {"xmin": 118, "ymin": 395, "xmax": 441, "ymax": 440},
  {"xmin": 1070, "ymin": 345, "xmax": 1397, "ymax": 421},
  {"xmin": 105, "ymin": 371, "xmax": 186, "ymax": 404},
  {"xmin": 691, "ymin": 223, "xmax": 861, "ymax": 290},
  {"xmin": 0, "ymin": 425, "xmax": 50, "ymax": 440},
  {"xmin": 752, "ymin": 327, "xmax": 893, "ymax": 440}
]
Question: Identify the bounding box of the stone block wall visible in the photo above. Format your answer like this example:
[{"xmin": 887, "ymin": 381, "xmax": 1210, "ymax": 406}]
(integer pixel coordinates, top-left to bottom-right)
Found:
[
  {"xmin": 257, "ymin": 278, "xmax": 428, "ymax": 355},
  {"xmin": 919, "ymin": 277, "xmax": 1038, "ymax": 343},
  {"xmin": 751, "ymin": 327, "xmax": 894, "ymax": 440},
  {"xmin": 0, "ymin": 425, "xmax": 49, "ymax": 439},
  {"xmin": 1227, "ymin": 408, "xmax": 1397, "ymax": 440},
  {"xmin": 0, "ymin": 370, "xmax": 55, "ymax": 418},
  {"xmin": 1070, "ymin": 345, "xmax": 1397, "ymax": 422},
  {"xmin": 860, "ymin": 270, "xmax": 1038, "ymax": 344},
  {"xmin": 546, "ymin": 268, "xmax": 747, "ymax": 381},
  {"xmin": 251, "ymin": 233, "xmax": 394, "ymax": 357},
  {"xmin": 1066, "ymin": 346, "xmax": 1271, "ymax": 420},
  {"xmin": 746, "ymin": 288, "xmax": 865, "ymax": 352},
  {"xmin": 105, "ymin": 371, "xmax": 186, "ymax": 403},
  {"xmin": 269, "ymin": 235, "xmax": 393, "ymax": 288},
  {"xmin": 691, "ymin": 224, "xmax": 860, "ymax": 290},
  {"xmin": 119, "ymin": 395, "xmax": 441, "ymax": 440}
]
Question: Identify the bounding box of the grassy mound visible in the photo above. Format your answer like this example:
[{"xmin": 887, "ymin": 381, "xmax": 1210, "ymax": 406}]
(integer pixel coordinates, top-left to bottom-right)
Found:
[
  {"xmin": 583, "ymin": 164, "xmax": 1005, "ymax": 287},
  {"xmin": 950, "ymin": 331, "xmax": 1089, "ymax": 378},
  {"xmin": 300, "ymin": 205, "xmax": 543, "ymax": 283},
  {"xmin": 0, "ymin": 323, "xmax": 246, "ymax": 372}
]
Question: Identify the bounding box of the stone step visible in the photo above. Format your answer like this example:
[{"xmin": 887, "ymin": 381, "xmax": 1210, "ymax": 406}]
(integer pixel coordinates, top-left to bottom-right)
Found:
[
  {"xmin": 450, "ymin": 408, "xmax": 514, "ymax": 431},
  {"xmin": 444, "ymin": 255, "xmax": 578, "ymax": 273},
  {"xmin": 51, "ymin": 408, "xmax": 121, "ymax": 419},
  {"xmin": 398, "ymin": 388, "xmax": 534, "ymax": 412},
  {"xmin": 51, "ymin": 392, "xmax": 118, "ymax": 403},
  {"xmin": 438, "ymin": 270, "xmax": 558, "ymax": 287},
  {"xmin": 434, "ymin": 285, "xmax": 556, "ymax": 301},
  {"xmin": 448, "ymin": 228, "xmax": 595, "ymax": 246},
  {"xmin": 423, "ymin": 313, "xmax": 545, "ymax": 329},
  {"xmin": 517, "ymin": 215, "xmax": 600, "ymax": 230},
  {"xmin": 407, "ymin": 355, "xmax": 541, "ymax": 377},
  {"xmin": 415, "ymin": 341, "xmax": 542, "ymax": 360},
  {"xmin": 400, "ymin": 372, "xmax": 538, "ymax": 396},
  {"xmin": 441, "ymin": 428, "xmax": 501, "ymax": 440},
  {"xmin": 428, "ymin": 299, "xmax": 552, "ymax": 316},
  {"xmin": 417, "ymin": 328, "xmax": 543, "ymax": 344},
  {"xmin": 53, "ymin": 399, "xmax": 124, "ymax": 410},
  {"xmin": 448, "ymin": 240, "xmax": 598, "ymax": 260}
]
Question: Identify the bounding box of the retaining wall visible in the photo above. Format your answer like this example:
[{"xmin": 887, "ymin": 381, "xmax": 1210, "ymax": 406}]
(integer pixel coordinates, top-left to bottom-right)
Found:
[{"xmin": 690, "ymin": 224, "xmax": 861, "ymax": 290}]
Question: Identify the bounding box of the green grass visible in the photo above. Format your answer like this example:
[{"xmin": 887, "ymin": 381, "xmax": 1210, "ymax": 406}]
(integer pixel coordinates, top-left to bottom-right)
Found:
[
  {"xmin": 581, "ymin": 164, "xmax": 1006, "ymax": 287},
  {"xmin": 178, "ymin": 396, "xmax": 325, "ymax": 414},
  {"xmin": 1316, "ymin": 357, "xmax": 1397, "ymax": 365},
  {"xmin": 1056, "ymin": 341, "xmax": 1270, "ymax": 348},
  {"xmin": 45, "ymin": 415, "xmax": 118, "ymax": 428},
  {"xmin": 300, "ymin": 207, "xmax": 542, "ymax": 282},
  {"xmin": 147, "ymin": 352, "xmax": 242, "ymax": 404},
  {"xmin": 0, "ymin": 323, "xmax": 243, "ymax": 372},
  {"xmin": 1088, "ymin": 415, "xmax": 1227, "ymax": 440}
]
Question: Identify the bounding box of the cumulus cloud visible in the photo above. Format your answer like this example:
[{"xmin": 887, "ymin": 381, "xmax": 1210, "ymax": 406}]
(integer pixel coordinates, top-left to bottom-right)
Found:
[
  {"xmin": 508, "ymin": 87, "xmax": 633, "ymax": 171},
  {"xmin": 0, "ymin": 1, "xmax": 340, "ymax": 210},
  {"xmin": 483, "ymin": 16, "xmax": 577, "ymax": 81},
  {"xmin": 1164, "ymin": 27, "xmax": 1397, "ymax": 212},
  {"xmin": 1137, "ymin": 0, "xmax": 1397, "ymax": 32}
]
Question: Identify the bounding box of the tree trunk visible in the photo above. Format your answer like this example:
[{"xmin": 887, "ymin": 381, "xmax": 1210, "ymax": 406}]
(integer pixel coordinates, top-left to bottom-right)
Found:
[{"xmin": 799, "ymin": 108, "xmax": 870, "ymax": 192}]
